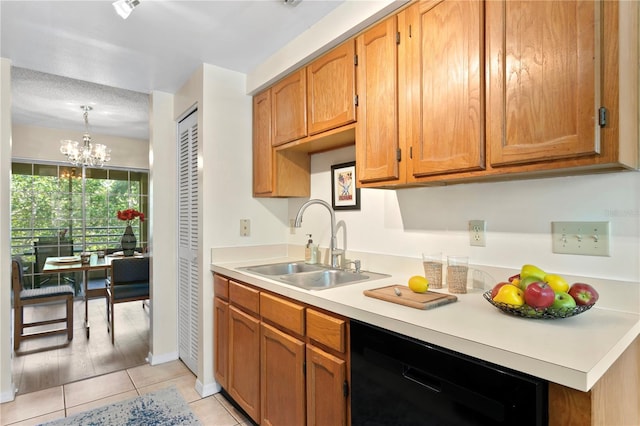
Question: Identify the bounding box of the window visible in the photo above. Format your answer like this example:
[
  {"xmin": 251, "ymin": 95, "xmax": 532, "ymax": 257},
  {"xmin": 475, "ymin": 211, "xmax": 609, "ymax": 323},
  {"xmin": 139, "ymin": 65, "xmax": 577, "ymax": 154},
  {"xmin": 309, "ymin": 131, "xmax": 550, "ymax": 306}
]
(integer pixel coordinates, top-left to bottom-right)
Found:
[{"xmin": 11, "ymin": 162, "xmax": 149, "ymax": 292}]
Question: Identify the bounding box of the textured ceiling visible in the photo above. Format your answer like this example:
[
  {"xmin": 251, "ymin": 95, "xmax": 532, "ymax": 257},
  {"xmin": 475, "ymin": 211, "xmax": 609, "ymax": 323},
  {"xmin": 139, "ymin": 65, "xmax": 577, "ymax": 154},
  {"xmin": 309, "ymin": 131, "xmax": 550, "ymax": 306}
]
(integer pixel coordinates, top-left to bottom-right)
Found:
[{"xmin": 1, "ymin": 0, "xmax": 345, "ymax": 140}]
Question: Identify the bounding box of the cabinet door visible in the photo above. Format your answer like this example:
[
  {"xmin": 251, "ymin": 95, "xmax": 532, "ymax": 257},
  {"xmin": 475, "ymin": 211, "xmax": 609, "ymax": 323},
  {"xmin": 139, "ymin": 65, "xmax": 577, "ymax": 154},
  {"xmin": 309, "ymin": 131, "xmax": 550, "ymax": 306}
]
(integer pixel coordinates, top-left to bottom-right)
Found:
[
  {"xmin": 272, "ymin": 69, "xmax": 308, "ymax": 146},
  {"xmin": 261, "ymin": 323, "xmax": 306, "ymax": 426},
  {"xmin": 213, "ymin": 297, "xmax": 228, "ymax": 389},
  {"xmin": 306, "ymin": 345, "xmax": 347, "ymax": 426},
  {"xmin": 253, "ymin": 89, "xmax": 274, "ymax": 196},
  {"xmin": 356, "ymin": 15, "xmax": 400, "ymax": 184},
  {"xmin": 407, "ymin": 0, "xmax": 485, "ymax": 177},
  {"xmin": 228, "ymin": 305, "xmax": 260, "ymax": 423},
  {"xmin": 487, "ymin": 0, "xmax": 600, "ymax": 166},
  {"xmin": 307, "ymin": 40, "xmax": 356, "ymax": 135}
]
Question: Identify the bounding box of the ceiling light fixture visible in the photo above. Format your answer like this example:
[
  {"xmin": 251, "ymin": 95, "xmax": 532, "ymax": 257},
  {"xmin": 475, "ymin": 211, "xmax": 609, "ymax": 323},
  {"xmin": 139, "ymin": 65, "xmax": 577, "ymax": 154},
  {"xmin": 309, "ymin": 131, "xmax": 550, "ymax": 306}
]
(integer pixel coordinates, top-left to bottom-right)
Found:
[
  {"xmin": 60, "ymin": 106, "xmax": 111, "ymax": 167},
  {"xmin": 112, "ymin": 0, "xmax": 140, "ymax": 20}
]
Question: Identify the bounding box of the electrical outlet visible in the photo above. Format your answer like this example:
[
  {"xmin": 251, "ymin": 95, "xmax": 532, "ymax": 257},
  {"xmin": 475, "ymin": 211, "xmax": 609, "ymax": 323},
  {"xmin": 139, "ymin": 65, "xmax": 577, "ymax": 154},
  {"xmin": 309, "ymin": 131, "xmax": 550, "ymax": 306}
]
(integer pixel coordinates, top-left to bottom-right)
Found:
[
  {"xmin": 469, "ymin": 220, "xmax": 486, "ymax": 247},
  {"xmin": 551, "ymin": 221, "xmax": 610, "ymax": 256},
  {"xmin": 240, "ymin": 219, "xmax": 250, "ymax": 237}
]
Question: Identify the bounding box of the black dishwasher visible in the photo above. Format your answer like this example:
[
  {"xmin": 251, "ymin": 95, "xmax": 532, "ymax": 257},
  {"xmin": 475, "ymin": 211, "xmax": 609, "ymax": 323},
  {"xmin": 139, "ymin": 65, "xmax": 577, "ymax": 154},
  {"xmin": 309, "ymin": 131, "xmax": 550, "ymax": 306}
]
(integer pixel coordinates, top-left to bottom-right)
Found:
[{"xmin": 350, "ymin": 320, "xmax": 548, "ymax": 426}]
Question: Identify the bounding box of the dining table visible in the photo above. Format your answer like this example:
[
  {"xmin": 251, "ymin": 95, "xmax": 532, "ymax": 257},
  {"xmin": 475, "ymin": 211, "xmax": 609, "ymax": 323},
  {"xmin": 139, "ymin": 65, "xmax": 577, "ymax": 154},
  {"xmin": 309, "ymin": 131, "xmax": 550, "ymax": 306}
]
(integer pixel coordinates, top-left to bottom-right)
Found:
[{"xmin": 42, "ymin": 253, "xmax": 142, "ymax": 338}]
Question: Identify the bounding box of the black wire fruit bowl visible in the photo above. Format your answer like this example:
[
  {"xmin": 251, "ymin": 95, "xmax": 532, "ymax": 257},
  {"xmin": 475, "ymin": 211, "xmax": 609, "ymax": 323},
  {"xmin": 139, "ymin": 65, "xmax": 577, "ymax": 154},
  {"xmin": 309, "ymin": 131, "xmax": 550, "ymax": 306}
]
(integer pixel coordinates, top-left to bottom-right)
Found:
[{"xmin": 482, "ymin": 290, "xmax": 595, "ymax": 319}]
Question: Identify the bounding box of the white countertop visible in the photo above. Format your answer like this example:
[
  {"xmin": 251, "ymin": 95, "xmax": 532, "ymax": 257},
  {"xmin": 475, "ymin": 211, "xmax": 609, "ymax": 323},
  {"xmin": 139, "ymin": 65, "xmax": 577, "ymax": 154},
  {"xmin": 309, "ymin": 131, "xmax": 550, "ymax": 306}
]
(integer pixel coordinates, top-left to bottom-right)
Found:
[{"xmin": 210, "ymin": 247, "xmax": 640, "ymax": 392}]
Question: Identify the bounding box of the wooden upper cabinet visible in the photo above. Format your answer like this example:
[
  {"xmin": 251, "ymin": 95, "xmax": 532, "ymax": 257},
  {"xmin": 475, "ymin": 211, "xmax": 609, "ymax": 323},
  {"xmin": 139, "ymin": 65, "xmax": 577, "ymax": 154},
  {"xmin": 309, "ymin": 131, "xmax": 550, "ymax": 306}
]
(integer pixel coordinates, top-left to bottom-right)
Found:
[
  {"xmin": 356, "ymin": 15, "xmax": 400, "ymax": 184},
  {"xmin": 487, "ymin": 0, "xmax": 600, "ymax": 166},
  {"xmin": 406, "ymin": 0, "xmax": 485, "ymax": 178},
  {"xmin": 307, "ymin": 40, "xmax": 357, "ymax": 136},
  {"xmin": 253, "ymin": 90, "xmax": 274, "ymax": 196},
  {"xmin": 272, "ymin": 69, "xmax": 307, "ymax": 146}
]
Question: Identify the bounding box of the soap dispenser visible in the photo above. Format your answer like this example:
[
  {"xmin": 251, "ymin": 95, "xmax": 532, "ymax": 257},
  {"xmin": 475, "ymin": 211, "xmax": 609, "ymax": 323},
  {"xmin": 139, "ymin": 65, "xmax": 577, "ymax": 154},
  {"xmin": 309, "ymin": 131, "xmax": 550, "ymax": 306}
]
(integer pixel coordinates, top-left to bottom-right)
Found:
[{"xmin": 305, "ymin": 234, "xmax": 313, "ymax": 263}]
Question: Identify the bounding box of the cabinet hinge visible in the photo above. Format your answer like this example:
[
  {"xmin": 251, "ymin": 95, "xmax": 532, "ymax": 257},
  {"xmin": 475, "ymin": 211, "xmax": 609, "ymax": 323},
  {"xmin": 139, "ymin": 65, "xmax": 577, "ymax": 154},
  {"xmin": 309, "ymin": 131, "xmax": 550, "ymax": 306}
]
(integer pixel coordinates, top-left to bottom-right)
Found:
[
  {"xmin": 397, "ymin": 148, "xmax": 402, "ymax": 162},
  {"xmin": 343, "ymin": 381, "xmax": 349, "ymax": 398},
  {"xmin": 599, "ymin": 107, "xmax": 607, "ymax": 127},
  {"xmin": 354, "ymin": 95, "xmax": 359, "ymax": 107},
  {"xmin": 354, "ymin": 54, "xmax": 358, "ymax": 66},
  {"xmin": 396, "ymin": 32, "xmax": 401, "ymax": 45}
]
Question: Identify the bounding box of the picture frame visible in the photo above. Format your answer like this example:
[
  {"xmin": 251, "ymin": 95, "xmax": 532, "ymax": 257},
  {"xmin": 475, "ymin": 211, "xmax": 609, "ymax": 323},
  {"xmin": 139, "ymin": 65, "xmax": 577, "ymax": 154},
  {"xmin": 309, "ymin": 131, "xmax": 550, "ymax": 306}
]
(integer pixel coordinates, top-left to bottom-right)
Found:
[{"xmin": 331, "ymin": 161, "xmax": 360, "ymax": 210}]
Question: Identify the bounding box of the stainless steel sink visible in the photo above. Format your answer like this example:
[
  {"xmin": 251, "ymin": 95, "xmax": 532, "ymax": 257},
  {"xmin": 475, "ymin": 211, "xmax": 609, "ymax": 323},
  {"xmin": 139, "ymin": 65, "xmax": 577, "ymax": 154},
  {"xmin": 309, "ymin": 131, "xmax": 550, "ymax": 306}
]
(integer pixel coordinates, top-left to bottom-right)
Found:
[
  {"xmin": 239, "ymin": 261, "xmax": 390, "ymax": 290},
  {"xmin": 278, "ymin": 269, "xmax": 390, "ymax": 290},
  {"xmin": 240, "ymin": 261, "xmax": 326, "ymax": 276}
]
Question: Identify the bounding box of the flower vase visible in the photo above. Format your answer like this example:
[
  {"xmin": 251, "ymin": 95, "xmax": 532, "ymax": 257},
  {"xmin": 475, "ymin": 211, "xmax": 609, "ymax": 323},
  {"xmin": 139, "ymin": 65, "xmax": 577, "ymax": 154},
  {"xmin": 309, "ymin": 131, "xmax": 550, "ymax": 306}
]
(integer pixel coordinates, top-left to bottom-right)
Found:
[{"xmin": 121, "ymin": 224, "xmax": 137, "ymax": 256}]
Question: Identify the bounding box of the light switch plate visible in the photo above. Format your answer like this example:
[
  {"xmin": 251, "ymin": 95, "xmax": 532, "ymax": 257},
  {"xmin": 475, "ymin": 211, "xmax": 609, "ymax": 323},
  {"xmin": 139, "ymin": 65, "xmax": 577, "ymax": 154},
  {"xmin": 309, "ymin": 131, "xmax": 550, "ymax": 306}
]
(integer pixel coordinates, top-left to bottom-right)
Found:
[
  {"xmin": 551, "ymin": 221, "xmax": 610, "ymax": 256},
  {"xmin": 240, "ymin": 219, "xmax": 250, "ymax": 237}
]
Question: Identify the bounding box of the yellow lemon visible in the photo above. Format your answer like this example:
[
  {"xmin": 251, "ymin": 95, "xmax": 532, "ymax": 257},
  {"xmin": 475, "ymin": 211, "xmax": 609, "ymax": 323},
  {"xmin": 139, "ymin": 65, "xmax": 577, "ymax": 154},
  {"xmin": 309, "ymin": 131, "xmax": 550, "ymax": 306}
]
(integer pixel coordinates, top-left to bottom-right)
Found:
[{"xmin": 408, "ymin": 275, "xmax": 429, "ymax": 293}]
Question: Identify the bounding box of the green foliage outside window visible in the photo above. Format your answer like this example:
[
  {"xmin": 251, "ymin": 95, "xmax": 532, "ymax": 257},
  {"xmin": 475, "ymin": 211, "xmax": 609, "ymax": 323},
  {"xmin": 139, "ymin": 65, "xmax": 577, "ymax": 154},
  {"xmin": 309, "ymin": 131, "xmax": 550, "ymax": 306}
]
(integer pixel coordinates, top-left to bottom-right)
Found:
[{"xmin": 10, "ymin": 162, "xmax": 149, "ymax": 290}]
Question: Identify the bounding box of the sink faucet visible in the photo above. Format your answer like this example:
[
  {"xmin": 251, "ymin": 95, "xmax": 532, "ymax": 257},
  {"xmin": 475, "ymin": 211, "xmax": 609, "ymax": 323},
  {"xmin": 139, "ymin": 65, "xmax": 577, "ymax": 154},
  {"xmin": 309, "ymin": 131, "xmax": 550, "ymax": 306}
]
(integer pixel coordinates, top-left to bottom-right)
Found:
[{"xmin": 294, "ymin": 199, "xmax": 344, "ymax": 268}]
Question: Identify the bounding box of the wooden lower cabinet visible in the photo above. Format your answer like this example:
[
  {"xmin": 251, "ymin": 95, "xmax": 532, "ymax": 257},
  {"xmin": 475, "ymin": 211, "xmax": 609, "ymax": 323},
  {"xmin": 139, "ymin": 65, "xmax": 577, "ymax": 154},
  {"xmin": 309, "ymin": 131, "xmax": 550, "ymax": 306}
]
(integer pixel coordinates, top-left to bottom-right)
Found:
[
  {"xmin": 306, "ymin": 344, "xmax": 348, "ymax": 426},
  {"xmin": 261, "ymin": 322, "xmax": 306, "ymax": 426},
  {"xmin": 213, "ymin": 297, "xmax": 228, "ymax": 389},
  {"xmin": 548, "ymin": 336, "xmax": 639, "ymax": 426},
  {"xmin": 228, "ymin": 305, "xmax": 261, "ymax": 423},
  {"xmin": 214, "ymin": 274, "xmax": 349, "ymax": 426}
]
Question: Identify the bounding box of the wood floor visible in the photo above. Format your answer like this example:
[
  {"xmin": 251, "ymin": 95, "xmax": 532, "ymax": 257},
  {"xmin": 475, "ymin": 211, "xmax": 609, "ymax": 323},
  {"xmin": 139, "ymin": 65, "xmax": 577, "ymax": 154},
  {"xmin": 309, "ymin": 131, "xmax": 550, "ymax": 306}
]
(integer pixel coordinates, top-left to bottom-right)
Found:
[{"xmin": 12, "ymin": 297, "xmax": 150, "ymax": 396}]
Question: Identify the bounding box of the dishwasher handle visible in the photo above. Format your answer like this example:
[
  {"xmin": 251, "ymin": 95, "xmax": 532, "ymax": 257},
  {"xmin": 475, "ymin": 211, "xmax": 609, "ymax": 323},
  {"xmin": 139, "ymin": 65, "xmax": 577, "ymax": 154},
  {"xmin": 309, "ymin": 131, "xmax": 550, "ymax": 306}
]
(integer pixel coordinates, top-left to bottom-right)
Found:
[{"xmin": 402, "ymin": 365, "xmax": 442, "ymax": 394}]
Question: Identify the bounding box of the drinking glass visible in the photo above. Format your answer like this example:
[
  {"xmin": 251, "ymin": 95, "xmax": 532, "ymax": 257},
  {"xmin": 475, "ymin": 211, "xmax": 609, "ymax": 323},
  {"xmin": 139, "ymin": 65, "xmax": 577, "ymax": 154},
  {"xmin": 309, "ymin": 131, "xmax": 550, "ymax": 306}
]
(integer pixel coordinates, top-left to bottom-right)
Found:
[
  {"xmin": 447, "ymin": 256, "xmax": 469, "ymax": 294},
  {"xmin": 422, "ymin": 252, "xmax": 443, "ymax": 289}
]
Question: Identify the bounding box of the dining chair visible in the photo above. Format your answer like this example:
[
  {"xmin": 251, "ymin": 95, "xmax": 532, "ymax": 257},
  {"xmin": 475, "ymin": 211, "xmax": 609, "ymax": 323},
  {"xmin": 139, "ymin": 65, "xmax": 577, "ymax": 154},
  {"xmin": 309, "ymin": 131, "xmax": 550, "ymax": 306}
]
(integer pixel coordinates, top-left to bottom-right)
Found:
[
  {"xmin": 12, "ymin": 256, "xmax": 74, "ymax": 350},
  {"xmin": 34, "ymin": 237, "xmax": 77, "ymax": 292},
  {"xmin": 106, "ymin": 256, "xmax": 150, "ymax": 344}
]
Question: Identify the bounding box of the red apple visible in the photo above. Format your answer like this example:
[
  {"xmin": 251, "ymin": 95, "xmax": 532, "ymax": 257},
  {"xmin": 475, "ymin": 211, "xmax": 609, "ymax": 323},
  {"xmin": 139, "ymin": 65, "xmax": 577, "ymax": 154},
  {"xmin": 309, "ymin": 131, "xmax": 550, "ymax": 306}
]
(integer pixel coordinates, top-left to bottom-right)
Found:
[
  {"xmin": 508, "ymin": 273, "xmax": 520, "ymax": 282},
  {"xmin": 491, "ymin": 282, "xmax": 512, "ymax": 299},
  {"xmin": 523, "ymin": 281, "xmax": 555, "ymax": 309},
  {"xmin": 568, "ymin": 283, "xmax": 599, "ymax": 306}
]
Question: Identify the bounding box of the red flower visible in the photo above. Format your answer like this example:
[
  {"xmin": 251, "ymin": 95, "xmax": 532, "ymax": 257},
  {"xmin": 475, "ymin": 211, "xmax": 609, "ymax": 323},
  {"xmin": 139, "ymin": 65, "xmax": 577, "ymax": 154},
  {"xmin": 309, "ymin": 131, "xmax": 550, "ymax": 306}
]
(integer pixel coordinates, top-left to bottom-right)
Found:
[{"xmin": 117, "ymin": 208, "xmax": 145, "ymax": 222}]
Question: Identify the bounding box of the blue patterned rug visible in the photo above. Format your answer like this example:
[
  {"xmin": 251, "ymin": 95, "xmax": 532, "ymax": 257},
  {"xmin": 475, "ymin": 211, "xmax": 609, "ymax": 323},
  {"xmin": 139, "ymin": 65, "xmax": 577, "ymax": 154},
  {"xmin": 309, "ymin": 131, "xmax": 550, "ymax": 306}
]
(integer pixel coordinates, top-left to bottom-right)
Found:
[{"xmin": 40, "ymin": 386, "xmax": 201, "ymax": 425}]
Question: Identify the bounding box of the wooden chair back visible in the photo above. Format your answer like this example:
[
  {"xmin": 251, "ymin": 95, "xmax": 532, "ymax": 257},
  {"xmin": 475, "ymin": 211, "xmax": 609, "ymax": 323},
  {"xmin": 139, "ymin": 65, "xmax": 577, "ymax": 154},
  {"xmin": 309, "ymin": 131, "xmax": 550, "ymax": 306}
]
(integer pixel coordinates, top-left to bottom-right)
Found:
[{"xmin": 12, "ymin": 256, "xmax": 74, "ymax": 350}]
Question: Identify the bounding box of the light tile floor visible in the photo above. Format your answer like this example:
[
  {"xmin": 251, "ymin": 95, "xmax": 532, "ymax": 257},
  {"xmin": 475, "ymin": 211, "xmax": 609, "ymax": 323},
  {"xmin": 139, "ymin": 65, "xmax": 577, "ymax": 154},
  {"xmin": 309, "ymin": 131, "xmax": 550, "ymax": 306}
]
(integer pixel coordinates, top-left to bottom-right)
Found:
[{"xmin": 1, "ymin": 360, "xmax": 252, "ymax": 426}]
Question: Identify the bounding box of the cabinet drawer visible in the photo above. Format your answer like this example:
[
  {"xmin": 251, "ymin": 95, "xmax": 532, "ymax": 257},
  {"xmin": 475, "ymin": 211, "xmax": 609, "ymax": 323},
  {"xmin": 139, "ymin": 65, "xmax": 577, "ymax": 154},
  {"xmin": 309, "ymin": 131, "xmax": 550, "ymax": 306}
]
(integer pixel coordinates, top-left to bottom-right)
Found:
[
  {"xmin": 306, "ymin": 309, "xmax": 346, "ymax": 353},
  {"xmin": 229, "ymin": 280, "xmax": 260, "ymax": 315},
  {"xmin": 214, "ymin": 274, "xmax": 229, "ymax": 300},
  {"xmin": 260, "ymin": 292, "xmax": 305, "ymax": 336}
]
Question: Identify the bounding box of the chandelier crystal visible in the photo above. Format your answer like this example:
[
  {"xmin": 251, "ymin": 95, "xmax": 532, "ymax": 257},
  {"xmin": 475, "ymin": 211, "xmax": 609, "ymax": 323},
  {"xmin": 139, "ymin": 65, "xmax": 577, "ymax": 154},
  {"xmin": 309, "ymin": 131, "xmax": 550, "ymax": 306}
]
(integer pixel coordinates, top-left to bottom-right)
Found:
[{"xmin": 60, "ymin": 106, "xmax": 111, "ymax": 167}]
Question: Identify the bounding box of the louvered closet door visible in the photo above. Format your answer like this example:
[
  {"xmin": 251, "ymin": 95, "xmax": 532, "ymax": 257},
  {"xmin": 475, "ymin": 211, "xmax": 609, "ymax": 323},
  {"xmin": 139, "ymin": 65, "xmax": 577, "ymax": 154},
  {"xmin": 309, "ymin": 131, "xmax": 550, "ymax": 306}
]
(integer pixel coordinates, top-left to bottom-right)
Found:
[{"xmin": 177, "ymin": 110, "xmax": 199, "ymax": 374}]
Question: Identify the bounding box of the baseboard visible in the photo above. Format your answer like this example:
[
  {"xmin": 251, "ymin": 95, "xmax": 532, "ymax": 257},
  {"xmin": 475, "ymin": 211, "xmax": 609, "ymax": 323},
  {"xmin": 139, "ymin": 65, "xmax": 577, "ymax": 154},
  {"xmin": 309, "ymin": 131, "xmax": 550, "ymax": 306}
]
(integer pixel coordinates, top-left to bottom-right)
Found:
[
  {"xmin": 146, "ymin": 350, "xmax": 179, "ymax": 365},
  {"xmin": 196, "ymin": 378, "xmax": 221, "ymax": 398},
  {"xmin": 0, "ymin": 384, "xmax": 16, "ymax": 403}
]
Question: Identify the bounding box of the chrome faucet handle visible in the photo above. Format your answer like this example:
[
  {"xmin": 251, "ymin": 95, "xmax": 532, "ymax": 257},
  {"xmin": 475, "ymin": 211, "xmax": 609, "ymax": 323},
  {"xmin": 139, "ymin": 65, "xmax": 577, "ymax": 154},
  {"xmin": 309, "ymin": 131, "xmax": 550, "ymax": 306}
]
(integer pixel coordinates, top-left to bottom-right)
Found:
[{"xmin": 344, "ymin": 259, "xmax": 361, "ymax": 273}]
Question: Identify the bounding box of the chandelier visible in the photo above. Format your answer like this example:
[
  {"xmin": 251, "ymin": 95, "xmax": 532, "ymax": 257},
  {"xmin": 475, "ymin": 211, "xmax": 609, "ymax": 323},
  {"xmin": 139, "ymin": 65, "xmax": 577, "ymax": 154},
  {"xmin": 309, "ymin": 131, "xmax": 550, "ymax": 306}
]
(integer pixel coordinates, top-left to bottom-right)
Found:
[{"xmin": 60, "ymin": 106, "xmax": 111, "ymax": 167}]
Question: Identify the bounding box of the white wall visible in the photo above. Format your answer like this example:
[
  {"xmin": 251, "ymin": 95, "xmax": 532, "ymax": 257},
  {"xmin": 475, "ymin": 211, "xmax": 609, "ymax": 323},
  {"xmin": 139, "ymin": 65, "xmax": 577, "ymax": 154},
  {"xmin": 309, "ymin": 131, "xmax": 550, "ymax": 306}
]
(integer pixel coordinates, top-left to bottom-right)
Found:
[
  {"xmin": 173, "ymin": 63, "xmax": 284, "ymax": 397},
  {"xmin": 288, "ymin": 146, "xmax": 640, "ymax": 284},
  {"xmin": 11, "ymin": 124, "xmax": 149, "ymax": 169},
  {"xmin": 148, "ymin": 90, "xmax": 178, "ymax": 364},
  {"xmin": 0, "ymin": 58, "xmax": 15, "ymax": 402}
]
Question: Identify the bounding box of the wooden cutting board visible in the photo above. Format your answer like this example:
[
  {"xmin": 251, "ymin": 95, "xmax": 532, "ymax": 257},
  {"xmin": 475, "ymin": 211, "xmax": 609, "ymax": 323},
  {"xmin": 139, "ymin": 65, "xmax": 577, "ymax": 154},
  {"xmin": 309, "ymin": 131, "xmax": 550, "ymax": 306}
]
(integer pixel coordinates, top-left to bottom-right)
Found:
[{"xmin": 364, "ymin": 285, "xmax": 458, "ymax": 310}]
